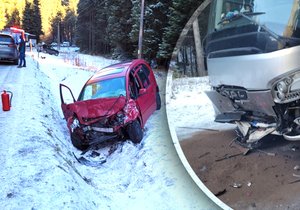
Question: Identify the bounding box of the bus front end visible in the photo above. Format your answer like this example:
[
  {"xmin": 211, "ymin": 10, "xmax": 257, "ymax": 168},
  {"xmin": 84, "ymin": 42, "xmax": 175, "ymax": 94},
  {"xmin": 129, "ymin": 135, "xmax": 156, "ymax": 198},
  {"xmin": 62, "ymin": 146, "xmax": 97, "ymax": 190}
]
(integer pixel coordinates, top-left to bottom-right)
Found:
[{"xmin": 205, "ymin": 0, "xmax": 300, "ymax": 147}]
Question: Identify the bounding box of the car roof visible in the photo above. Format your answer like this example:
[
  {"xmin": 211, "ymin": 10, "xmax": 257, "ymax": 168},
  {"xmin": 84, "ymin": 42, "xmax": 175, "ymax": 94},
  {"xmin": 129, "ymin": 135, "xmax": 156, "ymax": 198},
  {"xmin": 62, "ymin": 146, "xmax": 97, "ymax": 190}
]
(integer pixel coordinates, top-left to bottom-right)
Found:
[{"xmin": 87, "ymin": 59, "xmax": 146, "ymax": 84}]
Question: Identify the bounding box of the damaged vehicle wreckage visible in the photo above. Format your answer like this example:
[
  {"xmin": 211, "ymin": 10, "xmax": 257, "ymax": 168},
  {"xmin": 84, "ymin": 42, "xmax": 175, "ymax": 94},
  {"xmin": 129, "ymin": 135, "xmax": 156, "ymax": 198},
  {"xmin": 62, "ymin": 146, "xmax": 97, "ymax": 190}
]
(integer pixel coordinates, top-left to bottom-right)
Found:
[
  {"xmin": 60, "ymin": 59, "xmax": 161, "ymax": 150},
  {"xmin": 204, "ymin": 0, "xmax": 300, "ymax": 148}
]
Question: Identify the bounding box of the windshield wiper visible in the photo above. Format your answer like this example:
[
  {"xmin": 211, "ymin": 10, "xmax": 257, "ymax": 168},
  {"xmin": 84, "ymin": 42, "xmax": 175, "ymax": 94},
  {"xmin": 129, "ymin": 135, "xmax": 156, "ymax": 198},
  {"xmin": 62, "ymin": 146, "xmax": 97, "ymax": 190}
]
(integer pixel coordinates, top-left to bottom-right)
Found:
[{"xmin": 218, "ymin": 12, "xmax": 265, "ymax": 25}]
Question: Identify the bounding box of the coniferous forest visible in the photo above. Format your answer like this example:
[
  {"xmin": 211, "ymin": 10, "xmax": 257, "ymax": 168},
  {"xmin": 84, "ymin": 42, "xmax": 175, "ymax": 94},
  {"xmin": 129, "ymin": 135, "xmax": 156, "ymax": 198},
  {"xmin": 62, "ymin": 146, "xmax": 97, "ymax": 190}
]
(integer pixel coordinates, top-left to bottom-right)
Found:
[{"xmin": 0, "ymin": 0, "xmax": 206, "ymax": 64}]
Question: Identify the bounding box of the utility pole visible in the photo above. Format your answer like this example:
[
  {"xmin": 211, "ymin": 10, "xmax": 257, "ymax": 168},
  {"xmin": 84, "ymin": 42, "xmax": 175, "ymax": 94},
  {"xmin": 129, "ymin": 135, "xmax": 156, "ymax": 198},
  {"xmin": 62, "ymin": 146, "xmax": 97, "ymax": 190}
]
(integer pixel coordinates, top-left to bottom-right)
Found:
[
  {"xmin": 57, "ymin": 22, "xmax": 60, "ymax": 50},
  {"xmin": 138, "ymin": 0, "xmax": 145, "ymax": 59}
]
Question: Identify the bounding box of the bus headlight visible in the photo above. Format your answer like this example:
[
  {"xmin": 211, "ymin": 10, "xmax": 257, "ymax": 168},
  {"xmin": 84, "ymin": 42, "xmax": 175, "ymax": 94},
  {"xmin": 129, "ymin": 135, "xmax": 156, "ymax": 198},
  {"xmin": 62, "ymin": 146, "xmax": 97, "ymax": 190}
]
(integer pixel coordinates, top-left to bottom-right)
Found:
[{"xmin": 277, "ymin": 81, "xmax": 288, "ymax": 94}]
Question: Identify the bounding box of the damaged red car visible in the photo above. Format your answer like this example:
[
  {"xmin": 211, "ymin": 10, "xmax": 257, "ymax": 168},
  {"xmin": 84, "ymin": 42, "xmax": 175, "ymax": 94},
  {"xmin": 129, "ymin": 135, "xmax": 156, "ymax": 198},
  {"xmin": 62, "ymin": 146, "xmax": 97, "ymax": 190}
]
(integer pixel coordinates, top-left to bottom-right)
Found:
[{"xmin": 60, "ymin": 59, "xmax": 161, "ymax": 150}]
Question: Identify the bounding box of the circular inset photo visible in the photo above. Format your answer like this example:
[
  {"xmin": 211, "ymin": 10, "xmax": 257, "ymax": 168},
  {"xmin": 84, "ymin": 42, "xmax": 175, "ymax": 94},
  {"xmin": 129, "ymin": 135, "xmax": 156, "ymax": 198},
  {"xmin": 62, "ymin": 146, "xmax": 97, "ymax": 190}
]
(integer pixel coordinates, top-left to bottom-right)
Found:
[{"xmin": 167, "ymin": 0, "xmax": 300, "ymax": 209}]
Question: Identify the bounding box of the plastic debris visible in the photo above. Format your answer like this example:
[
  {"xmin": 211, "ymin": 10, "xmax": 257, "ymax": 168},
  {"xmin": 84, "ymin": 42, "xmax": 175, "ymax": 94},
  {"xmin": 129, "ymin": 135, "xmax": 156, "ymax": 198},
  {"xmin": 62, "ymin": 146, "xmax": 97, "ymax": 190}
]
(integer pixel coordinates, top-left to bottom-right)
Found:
[
  {"xmin": 231, "ymin": 183, "xmax": 242, "ymax": 188},
  {"xmin": 291, "ymin": 146, "xmax": 299, "ymax": 151},
  {"xmin": 200, "ymin": 165, "xmax": 207, "ymax": 172}
]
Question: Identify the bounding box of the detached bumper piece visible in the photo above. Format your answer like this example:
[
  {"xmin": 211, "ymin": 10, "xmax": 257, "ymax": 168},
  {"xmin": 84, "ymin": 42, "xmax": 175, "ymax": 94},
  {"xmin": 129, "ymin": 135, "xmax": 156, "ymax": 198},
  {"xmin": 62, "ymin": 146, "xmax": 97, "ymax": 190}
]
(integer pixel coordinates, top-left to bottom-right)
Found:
[{"xmin": 215, "ymin": 112, "xmax": 244, "ymax": 123}]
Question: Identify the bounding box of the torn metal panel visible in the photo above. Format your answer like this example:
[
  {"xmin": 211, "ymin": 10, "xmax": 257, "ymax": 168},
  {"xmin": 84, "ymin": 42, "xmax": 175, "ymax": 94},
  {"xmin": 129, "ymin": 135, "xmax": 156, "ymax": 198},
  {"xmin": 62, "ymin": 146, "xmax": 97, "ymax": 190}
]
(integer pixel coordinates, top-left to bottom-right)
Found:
[{"xmin": 123, "ymin": 99, "xmax": 139, "ymax": 124}]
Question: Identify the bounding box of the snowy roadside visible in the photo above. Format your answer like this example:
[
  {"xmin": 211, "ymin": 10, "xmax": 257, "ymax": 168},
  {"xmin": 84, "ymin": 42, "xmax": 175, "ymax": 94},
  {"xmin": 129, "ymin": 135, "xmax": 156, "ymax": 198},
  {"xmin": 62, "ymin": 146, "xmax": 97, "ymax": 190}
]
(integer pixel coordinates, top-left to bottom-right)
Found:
[
  {"xmin": 0, "ymin": 51, "xmax": 219, "ymax": 209},
  {"xmin": 167, "ymin": 76, "xmax": 234, "ymax": 140}
]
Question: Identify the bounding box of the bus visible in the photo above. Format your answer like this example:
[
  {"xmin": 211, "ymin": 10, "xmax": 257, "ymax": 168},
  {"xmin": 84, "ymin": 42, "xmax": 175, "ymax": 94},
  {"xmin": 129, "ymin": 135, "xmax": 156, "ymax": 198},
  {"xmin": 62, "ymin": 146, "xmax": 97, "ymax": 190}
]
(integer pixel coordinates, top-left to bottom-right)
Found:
[{"xmin": 204, "ymin": 0, "xmax": 300, "ymax": 147}]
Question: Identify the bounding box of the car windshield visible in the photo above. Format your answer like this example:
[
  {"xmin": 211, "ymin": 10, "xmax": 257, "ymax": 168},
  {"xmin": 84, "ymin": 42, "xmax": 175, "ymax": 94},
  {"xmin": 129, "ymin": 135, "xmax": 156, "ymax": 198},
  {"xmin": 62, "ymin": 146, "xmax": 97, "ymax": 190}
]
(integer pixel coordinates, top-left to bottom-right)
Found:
[
  {"xmin": 79, "ymin": 77, "xmax": 126, "ymax": 100},
  {"xmin": 208, "ymin": 0, "xmax": 300, "ymax": 39}
]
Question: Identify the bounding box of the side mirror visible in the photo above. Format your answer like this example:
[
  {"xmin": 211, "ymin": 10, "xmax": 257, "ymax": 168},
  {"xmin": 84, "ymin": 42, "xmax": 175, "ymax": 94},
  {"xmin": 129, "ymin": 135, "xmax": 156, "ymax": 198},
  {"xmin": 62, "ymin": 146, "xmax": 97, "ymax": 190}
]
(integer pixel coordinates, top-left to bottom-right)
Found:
[{"xmin": 139, "ymin": 88, "xmax": 147, "ymax": 95}]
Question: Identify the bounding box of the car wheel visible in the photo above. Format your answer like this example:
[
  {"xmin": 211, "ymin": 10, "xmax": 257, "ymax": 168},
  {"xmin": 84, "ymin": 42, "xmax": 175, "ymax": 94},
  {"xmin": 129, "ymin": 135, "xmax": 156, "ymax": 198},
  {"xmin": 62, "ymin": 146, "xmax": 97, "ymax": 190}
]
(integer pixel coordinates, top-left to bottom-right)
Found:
[
  {"xmin": 55, "ymin": 52, "xmax": 59, "ymax": 56},
  {"xmin": 156, "ymin": 92, "xmax": 161, "ymax": 110},
  {"xmin": 13, "ymin": 59, "xmax": 18, "ymax": 65},
  {"xmin": 70, "ymin": 132, "xmax": 88, "ymax": 150},
  {"xmin": 126, "ymin": 120, "xmax": 143, "ymax": 143}
]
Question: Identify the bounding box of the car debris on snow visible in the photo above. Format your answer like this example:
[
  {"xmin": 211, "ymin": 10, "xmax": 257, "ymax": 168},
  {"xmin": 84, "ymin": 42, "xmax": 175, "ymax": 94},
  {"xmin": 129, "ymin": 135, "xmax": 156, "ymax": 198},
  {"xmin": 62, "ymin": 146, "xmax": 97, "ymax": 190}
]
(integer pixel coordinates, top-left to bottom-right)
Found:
[{"xmin": 73, "ymin": 152, "xmax": 106, "ymax": 167}]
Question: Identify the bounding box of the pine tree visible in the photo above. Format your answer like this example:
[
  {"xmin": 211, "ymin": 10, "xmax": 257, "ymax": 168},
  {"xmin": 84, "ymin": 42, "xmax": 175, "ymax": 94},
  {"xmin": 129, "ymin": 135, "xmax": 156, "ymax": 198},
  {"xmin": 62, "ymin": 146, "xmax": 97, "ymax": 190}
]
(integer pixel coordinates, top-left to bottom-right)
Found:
[
  {"xmin": 0, "ymin": 0, "xmax": 8, "ymax": 29},
  {"xmin": 63, "ymin": 9, "xmax": 76, "ymax": 45},
  {"xmin": 39, "ymin": 0, "xmax": 65, "ymax": 39},
  {"xmin": 94, "ymin": 0, "xmax": 111, "ymax": 54},
  {"xmin": 6, "ymin": 9, "xmax": 21, "ymax": 27},
  {"xmin": 32, "ymin": 0, "xmax": 43, "ymax": 42},
  {"xmin": 50, "ymin": 11, "xmax": 63, "ymax": 43},
  {"xmin": 22, "ymin": 0, "xmax": 43, "ymax": 42},
  {"xmin": 75, "ymin": 0, "xmax": 93, "ymax": 52},
  {"xmin": 129, "ymin": 0, "xmax": 140, "ymax": 56},
  {"xmin": 143, "ymin": 0, "xmax": 171, "ymax": 60},
  {"xmin": 22, "ymin": 1, "xmax": 35, "ymax": 33},
  {"xmin": 158, "ymin": 0, "xmax": 203, "ymax": 60},
  {"xmin": 106, "ymin": 0, "xmax": 134, "ymax": 59}
]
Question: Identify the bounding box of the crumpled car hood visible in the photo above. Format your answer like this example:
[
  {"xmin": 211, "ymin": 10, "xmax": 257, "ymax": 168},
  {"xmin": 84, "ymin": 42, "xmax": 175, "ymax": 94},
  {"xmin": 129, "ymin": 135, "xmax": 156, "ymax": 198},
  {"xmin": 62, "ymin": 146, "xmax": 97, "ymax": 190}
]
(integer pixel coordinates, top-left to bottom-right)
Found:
[{"xmin": 67, "ymin": 97, "xmax": 126, "ymax": 124}]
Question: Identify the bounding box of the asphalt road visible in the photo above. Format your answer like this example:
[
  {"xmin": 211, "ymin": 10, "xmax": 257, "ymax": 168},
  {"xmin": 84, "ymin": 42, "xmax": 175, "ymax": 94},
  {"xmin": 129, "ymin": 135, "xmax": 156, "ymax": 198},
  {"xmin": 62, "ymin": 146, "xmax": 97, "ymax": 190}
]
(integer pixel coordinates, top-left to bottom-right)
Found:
[{"xmin": 180, "ymin": 128, "xmax": 300, "ymax": 209}]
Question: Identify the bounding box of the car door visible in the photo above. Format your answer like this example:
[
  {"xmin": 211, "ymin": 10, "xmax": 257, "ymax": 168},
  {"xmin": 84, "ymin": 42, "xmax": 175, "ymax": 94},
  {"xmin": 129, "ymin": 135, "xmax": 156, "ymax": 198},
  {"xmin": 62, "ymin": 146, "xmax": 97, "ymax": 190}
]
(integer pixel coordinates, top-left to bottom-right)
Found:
[
  {"xmin": 132, "ymin": 64, "xmax": 156, "ymax": 125},
  {"xmin": 59, "ymin": 84, "xmax": 77, "ymax": 120}
]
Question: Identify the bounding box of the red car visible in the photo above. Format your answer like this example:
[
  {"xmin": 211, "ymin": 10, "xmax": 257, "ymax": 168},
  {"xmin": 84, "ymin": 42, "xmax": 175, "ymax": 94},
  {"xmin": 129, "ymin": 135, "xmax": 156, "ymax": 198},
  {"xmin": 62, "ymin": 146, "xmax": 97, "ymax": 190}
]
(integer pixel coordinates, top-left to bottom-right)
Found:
[{"xmin": 60, "ymin": 59, "xmax": 161, "ymax": 150}]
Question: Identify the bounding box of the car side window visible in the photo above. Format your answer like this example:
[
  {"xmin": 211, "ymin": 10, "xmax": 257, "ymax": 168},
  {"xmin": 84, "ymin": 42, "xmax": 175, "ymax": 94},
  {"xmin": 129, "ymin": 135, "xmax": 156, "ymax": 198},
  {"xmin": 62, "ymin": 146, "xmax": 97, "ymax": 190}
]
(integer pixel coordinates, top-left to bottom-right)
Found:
[
  {"xmin": 141, "ymin": 64, "xmax": 150, "ymax": 77},
  {"xmin": 129, "ymin": 72, "xmax": 140, "ymax": 99},
  {"xmin": 137, "ymin": 64, "xmax": 150, "ymax": 88}
]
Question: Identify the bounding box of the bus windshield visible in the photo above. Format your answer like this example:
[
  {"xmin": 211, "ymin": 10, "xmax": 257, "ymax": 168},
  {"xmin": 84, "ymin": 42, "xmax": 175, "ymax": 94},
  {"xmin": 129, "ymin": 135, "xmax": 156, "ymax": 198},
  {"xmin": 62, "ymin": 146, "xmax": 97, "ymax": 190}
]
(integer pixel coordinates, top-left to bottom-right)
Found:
[{"xmin": 208, "ymin": 0, "xmax": 300, "ymax": 39}]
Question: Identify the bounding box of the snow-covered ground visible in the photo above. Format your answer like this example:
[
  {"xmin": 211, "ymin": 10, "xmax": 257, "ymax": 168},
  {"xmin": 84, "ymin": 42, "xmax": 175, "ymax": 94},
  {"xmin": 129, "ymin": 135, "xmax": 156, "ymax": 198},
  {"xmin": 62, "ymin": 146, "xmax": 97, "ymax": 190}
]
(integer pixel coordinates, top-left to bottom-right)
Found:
[
  {"xmin": 0, "ymin": 50, "xmax": 220, "ymax": 209},
  {"xmin": 167, "ymin": 75, "xmax": 234, "ymax": 140}
]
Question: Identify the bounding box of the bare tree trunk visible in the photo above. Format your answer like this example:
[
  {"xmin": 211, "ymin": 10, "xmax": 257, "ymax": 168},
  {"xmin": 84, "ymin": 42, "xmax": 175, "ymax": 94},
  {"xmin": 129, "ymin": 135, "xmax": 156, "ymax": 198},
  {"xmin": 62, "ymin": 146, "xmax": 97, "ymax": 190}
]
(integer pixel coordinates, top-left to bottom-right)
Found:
[
  {"xmin": 189, "ymin": 46, "xmax": 194, "ymax": 76},
  {"xmin": 193, "ymin": 19, "xmax": 206, "ymax": 76}
]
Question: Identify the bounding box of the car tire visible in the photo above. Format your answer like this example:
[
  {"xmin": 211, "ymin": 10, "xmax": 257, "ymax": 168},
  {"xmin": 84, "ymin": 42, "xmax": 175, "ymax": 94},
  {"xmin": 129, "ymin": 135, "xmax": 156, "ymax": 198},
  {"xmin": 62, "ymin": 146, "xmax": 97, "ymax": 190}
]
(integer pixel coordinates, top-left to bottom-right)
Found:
[
  {"xmin": 14, "ymin": 59, "xmax": 18, "ymax": 65},
  {"xmin": 70, "ymin": 132, "xmax": 88, "ymax": 150},
  {"xmin": 156, "ymin": 92, "xmax": 161, "ymax": 110},
  {"xmin": 126, "ymin": 120, "xmax": 143, "ymax": 144}
]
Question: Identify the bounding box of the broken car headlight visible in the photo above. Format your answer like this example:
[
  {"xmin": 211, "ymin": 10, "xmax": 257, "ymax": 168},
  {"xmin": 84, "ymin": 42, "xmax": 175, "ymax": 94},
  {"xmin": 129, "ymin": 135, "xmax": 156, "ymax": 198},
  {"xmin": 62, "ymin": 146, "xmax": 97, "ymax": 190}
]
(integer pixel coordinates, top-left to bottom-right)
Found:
[
  {"xmin": 70, "ymin": 118, "xmax": 80, "ymax": 132},
  {"xmin": 116, "ymin": 112, "xmax": 125, "ymax": 123}
]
